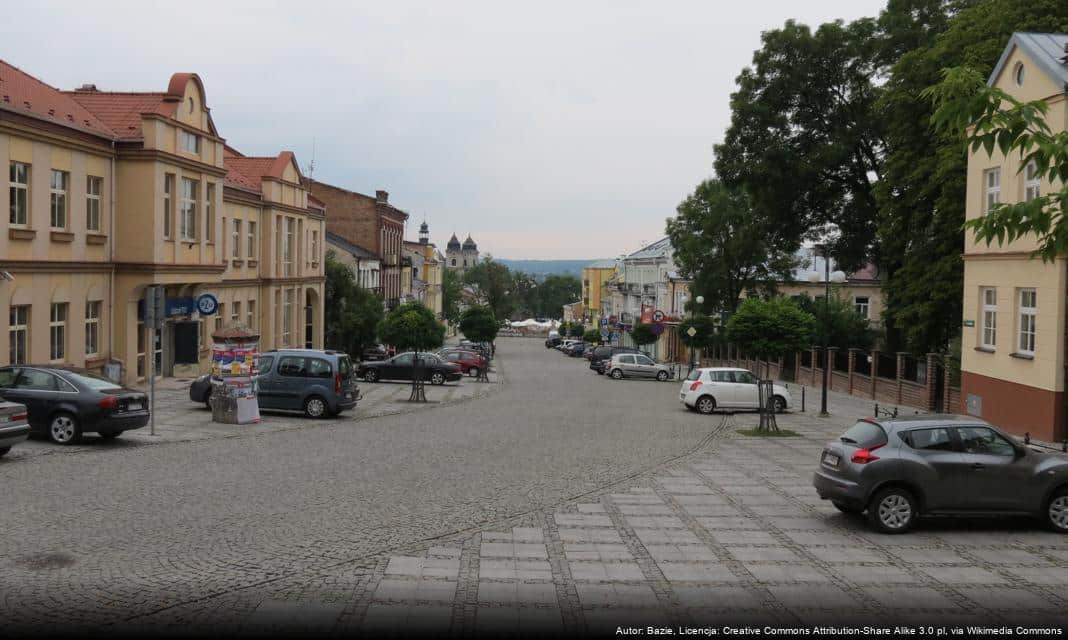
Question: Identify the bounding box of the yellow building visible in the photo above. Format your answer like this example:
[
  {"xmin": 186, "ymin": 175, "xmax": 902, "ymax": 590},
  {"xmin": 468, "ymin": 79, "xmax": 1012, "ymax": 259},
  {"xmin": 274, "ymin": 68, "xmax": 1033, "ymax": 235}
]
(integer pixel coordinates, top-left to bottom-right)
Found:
[
  {"xmin": 582, "ymin": 260, "xmax": 617, "ymax": 324},
  {"xmin": 960, "ymin": 33, "xmax": 1068, "ymax": 441},
  {"xmin": 0, "ymin": 62, "xmax": 324, "ymax": 383}
]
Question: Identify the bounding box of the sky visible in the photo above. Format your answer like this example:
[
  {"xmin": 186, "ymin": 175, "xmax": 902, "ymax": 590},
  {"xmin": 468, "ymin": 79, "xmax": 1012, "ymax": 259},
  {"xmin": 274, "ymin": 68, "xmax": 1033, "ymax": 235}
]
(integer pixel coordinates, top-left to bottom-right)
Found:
[{"xmin": 3, "ymin": 0, "xmax": 886, "ymax": 259}]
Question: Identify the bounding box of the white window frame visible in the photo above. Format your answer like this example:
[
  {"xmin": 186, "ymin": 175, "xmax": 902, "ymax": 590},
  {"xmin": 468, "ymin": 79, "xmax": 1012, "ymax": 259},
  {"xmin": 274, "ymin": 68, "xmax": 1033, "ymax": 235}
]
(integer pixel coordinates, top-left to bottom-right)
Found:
[
  {"xmin": 179, "ymin": 178, "xmax": 198, "ymax": 241},
  {"xmin": 85, "ymin": 300, "xmax": 101, "ymax": 356},
  {"xmin": 854, "ymin": 296, "xmax": 869, "ymax": 319},
  {"xmin": 205, "ymin": 183, "xmax": 215, "ymax": 242},
  {"xmin": 232, "ymin": 301, "xmax": 241, "ymax": 325},
  {"xmin": 9, "ymin": 161, "xmax": 30, "ymax": 226},
  {"xmin": 50, "ymin": 169, "xmax": 68, "ymax": 229},
  {"xmin": 1018, "ymin": 288, "xmax": 1036, "ymax": 356},
  {"xmin": 311, "ymin": 229, "xmax": 319, "ymax": 264},
  {"xmin": 86, "ymin": 175, "xmax": 103, "ymax": 232},
  {"xmin": 180, "ymin": 130, "xmax": 200, "ymax": 154},
  {"xmin": 980, "ymin": 287, "xmax": 997, "ymax": 349},
  {"xmin": 215, "ymin": 303, "xmax": 225, "ymax": 333},
  {"xmin": 283, "ymin": 218, "xmax": 294, "ymax": 277},
  {"xmin": 232, "ymin": 219, "xmax": 242, "ymax": 258},
  {"xmin": 163, "ymin": 174, "xmax": 175, "ymax": 239},
  {"xmin": 984, "ymin": 168, "xmax": 1000, "ymax": 214},
  {"xmin": 49, "ymin": 302, "xmax": 68, "ymax": 362},
  {"xmin": 1024, "ymin": 160, "xmax": 1041, "ymax": 201},
  {"xmin": 283, "ymin": 289, "xmax": 294, "ymax": 346},
  {"xmin": 247, "ymin": 221, "xmax": 257, "ymax": 258},
  {"xmin": 247, "ymin": 299, "xmax": 256, "ymax": 329},
  {"xmin": 9, "ymin": 305, "xmax": 29, "ymax": 365}
]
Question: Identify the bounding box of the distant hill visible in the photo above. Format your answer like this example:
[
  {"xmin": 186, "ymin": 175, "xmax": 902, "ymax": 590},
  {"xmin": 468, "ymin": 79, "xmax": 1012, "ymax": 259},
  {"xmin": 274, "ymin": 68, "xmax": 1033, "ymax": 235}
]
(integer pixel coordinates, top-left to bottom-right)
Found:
[{"xmin": 497, "ymin": 259, "xmax": 605, "ymax": 278}]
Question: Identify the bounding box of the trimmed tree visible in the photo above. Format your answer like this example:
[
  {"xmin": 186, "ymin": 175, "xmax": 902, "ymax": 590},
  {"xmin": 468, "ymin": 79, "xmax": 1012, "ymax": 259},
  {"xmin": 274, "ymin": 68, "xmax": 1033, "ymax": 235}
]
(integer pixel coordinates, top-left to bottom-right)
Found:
[
  {"xmin": 568, "ymin": 323, "xmax": 585, "ymax": 338},
  {"xmin": 583, "ymin": 328, "xmax": 602, "ymax": 344},
  {"xmin": 459, "ymin": 305, "xmax": 498, "ymax": 381},
  {"xmin": 377, "ymin": 301, "xmax": 446, "ymax": 401},
  {"xmin": 629, "ymin": 323, "xmax": 659, "ymax": 354}
]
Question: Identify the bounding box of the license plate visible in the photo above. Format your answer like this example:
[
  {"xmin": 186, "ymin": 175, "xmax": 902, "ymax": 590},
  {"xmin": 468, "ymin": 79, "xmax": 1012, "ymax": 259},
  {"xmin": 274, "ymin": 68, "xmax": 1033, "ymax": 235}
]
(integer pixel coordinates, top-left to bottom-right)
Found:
[
  {"xmin": 822, "ymin": 452, "xmax": 840, "ymax": 468},
  {"xmin": 127, "ymin": 402, "xmax": 143, "ymax": 411},
  {"xmin": 345, "ymin": 393, "xmax": 352, "ymax": 399}
]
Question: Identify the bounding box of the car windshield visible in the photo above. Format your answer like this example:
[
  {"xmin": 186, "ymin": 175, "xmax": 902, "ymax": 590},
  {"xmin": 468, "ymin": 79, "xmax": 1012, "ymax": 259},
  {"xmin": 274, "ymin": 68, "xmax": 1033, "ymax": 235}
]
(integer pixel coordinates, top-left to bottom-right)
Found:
[
  {"xmin": 839, "ymin": 420, "xmax": 887, "ymax": 447},
  {"xmin": 62, "ymin": 370, "xmax": 122, "ymax": 391},
  {"xmin": 686, "ymin": 369, "xmax": 702, "ymax": 381}
]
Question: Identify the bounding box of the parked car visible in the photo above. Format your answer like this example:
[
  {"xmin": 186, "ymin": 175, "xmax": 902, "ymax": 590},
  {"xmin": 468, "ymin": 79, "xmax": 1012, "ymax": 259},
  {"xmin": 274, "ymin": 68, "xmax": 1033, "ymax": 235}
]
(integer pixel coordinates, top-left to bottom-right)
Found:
[
  {"xmin": 604, "ymin": 353, "xmax": 672, "ymax": 380},
  {"xmin": 0, "ymin": 366, "xmax": 149, "ymax": 444},
  {"xmin": 458, "ymin": 340, "xmax": 492, "ymax": 360},
  {"xmin": 0, "ymin": 400, "xmax": 30, "ymax": 457},
  {"xmin": 565, "ymin": 341, "xmax": 587, "ymax": 357},
  {"xmin": 589, "ymin": 346, "xmax": 643, "ymax": 374},
  {"xmin": 361, "ymin": 344, "xmax": 389, "ymax": 362},
  {"xmin": 813, "ymin": 415, "xmax": 1068, "ymax": 534},
  {"xmin": 358, "ymin": 352, "xmax": 462, "ymax": 385},
  {"xmin": 192, "ymin": 349, "xmax": 358, "ymax": 418},
  {"xmin": 679, "ymin": 367, "xmax": 791, "ymax": 414},
  {"xmin": 545, "ymin": 336, "xmax": 562, "ymax": 349},
  {"xmin": 438, "ymin": 349, "xmax": 487, "ymax": 377}
]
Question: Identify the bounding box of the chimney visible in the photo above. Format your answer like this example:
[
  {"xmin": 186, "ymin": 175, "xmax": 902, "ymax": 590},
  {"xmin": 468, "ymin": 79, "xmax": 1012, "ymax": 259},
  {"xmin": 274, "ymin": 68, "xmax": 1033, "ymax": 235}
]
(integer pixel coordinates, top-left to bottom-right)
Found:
[
  {"xmin": 75, "ymin": 84, "xmax": 99, "ymax": 92},
  {"xmin": 376, "ymin": 190, "xmax": 389, "ymax": 203}
]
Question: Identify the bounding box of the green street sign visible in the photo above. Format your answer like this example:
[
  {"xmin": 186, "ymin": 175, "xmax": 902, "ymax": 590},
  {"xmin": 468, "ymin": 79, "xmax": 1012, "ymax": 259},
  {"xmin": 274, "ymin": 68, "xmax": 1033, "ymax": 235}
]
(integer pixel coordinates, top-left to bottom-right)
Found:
[{"xmin": 963, "ymin": 319, "xmax": 975, "ymax": 327}]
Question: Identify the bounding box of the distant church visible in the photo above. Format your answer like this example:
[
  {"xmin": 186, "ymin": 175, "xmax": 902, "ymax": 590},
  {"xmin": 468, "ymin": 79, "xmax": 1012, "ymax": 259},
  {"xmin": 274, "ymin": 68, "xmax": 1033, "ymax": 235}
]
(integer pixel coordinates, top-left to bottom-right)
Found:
[{"xmin": 446, "ymin": 233, "xmax": 479, "ymax": 275}]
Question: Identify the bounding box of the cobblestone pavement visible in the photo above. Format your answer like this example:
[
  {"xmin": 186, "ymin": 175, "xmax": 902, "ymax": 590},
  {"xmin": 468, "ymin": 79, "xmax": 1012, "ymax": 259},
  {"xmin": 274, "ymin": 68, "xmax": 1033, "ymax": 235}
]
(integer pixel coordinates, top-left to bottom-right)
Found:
[{"xmin": 3, "ymin": 339, "xmax": 1067, "ymax": 636}]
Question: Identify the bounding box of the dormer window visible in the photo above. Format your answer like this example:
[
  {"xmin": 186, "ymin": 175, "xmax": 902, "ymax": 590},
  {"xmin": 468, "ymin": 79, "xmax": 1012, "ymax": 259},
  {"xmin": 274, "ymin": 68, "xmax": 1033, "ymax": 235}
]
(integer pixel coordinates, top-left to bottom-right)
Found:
[
  {"xmin": 1014, "ymin": 61, "xmax": 1025, "ymax": 86},
  {"xmin": 188, "ymin": 96, "xmax": 194, "ymax": 113},
  {"xmin": 180, "ymin": 130, "xmax": 200, "ymax": 154}
]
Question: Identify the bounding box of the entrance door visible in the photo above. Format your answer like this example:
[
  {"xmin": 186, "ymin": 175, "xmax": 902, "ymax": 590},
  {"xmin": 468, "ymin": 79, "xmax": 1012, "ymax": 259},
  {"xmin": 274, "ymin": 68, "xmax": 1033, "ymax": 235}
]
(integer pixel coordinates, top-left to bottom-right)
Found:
[
  {"xmin": 305, "ymin": 305, "xmax": 313, "ymax": 349},
  {"xmin": 173, "ymin": 322, "xmax": 200, "ymax": 366}
]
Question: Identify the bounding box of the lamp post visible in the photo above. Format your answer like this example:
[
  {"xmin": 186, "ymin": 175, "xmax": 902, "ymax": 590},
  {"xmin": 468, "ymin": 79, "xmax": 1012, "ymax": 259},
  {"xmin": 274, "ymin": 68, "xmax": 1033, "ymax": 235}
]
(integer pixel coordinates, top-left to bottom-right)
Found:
[{"xmin": 808, "ymin": 246, "xmax": 846, "ymax": 417}]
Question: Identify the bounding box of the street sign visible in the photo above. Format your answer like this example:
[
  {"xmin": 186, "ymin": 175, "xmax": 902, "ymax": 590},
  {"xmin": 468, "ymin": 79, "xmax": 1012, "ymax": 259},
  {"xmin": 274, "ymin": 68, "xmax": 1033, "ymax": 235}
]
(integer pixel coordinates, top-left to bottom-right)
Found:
[
  {"xmin": 165, "ymin": 296, "xmax": 195, "ymax": 317},
  {"xmin": 196, "ymin": 293, "xmax": 219, "ymax": 316},
  {"xmin": 652, "ymin": 310, "xmax": 665, "ymax": 322},
  {"xmin": 962, "ymin": 319, "xmax": 975, "ymax": 327},
  {"xmin": 600, "ymin": 329, "xmax": 610, "ymax": 341},
  {"xmin": 686, "ymin": 326, "xmax": 697, "ymax": 338},
  {"xmin": 600, "ymin": 318, "xmax": 608, "ymax": 327},
  {"xmin": 144, "ymin": 286, "xmax": 166, "ymax": 330}
]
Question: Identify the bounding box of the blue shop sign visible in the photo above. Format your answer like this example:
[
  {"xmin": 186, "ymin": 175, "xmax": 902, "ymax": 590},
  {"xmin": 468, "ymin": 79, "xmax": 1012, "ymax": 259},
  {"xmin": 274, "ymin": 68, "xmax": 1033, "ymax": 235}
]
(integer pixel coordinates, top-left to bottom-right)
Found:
[{"xmin": 165, "ymin": 296, "xmax": 196, "ymax": 317}]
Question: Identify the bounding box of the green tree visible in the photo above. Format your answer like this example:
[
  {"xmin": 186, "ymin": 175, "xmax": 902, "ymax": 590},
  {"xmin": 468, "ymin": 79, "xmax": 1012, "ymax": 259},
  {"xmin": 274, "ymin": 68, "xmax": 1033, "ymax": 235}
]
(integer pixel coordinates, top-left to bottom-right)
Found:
[
  {"xmin": 568, "ymin": 323, "xmax": 585, "ymax": 338},
  {"xmin": 583, "ymin": 328, "xmax": 602, "ymax": 344},
  {"xmin": 464, "ymin": 256, "xmax": 515, "ymax": 321},
  {"xmin": 794, "ymin": 293, "xmax": 877, "ymax": 351},
  {"xmin": 324, "ymin": 251, "xmax": 384, "ymax": 356},
  {"xmin": 537, "ymin": 274, "xmax": 582, "ymax": 319},
  {"xmin": 874, "ymin": 0, "xmax": 1065, "ymax": 354},
  {"xmin": 678, "ymin": 315, "xmax": 720, "ymax": 353},
  {"xmin": 377, "ymin": 301, "xmax": 445, "ymax": 354},
  {"xmin": 666, "ymin": 179, "xmax": 798, "ymax": 315},
  {"xmin": 459, "ymin": 305, "xmax": 499, "ymax": 344},
  {"xmin": 726, "ymin": 297, "xmax": 816, "ymax": 369},
  {"xmin": 629, "ymin": 323, "xmax": 659, "ymax": 351},
  {"xmin": 441, "ymin": 267, "xmax": 464, "ymax": 324}
]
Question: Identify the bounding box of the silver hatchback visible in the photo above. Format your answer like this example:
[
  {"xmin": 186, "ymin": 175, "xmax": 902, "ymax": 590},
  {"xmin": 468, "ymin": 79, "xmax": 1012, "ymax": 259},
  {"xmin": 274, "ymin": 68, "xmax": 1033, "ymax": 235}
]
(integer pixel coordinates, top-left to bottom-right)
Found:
[
  {"xmin": 605, "ymin": 353, "xmax": 672, "ymax": 381},
  {"xmin": 813, "ymin": 415, "xmax": 1068, "ymax": 534}
]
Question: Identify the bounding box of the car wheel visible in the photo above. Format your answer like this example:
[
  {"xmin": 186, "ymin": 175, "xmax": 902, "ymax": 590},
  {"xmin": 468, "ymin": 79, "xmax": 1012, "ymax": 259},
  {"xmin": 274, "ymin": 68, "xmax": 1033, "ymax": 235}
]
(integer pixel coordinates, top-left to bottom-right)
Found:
[
  {"xmin": 0, "ymin": 446, "xmax": 10, "ymax": 457},
  {"xmin": 468, "ymin": 367, "xmax": 480, "ymax": 378},
  {"xmin": 98, "ymin": 430, "xmax": 123, "ymax": 440},
  {"xmin": 1046, "ymin": 488, "xmax": 1068, "ymax": 533},
  {"xmin": 696, "ymin": 395, "xmax": 716, "ymax": 415},
  {"xmin": 49, "ymin": 412, "xmax": 82, "ymax": 445},
  {"xmin": 430, "ymin": 372, "xmax": 446, "ymax": 386},
  {"xmin": 304, "ymin": 395, "xmax": 328, "ymax": 419},
  {"xmin": 772, "ymin": 395, "xmax": 787, "ymax": 413},
  {"xmin": 867, "ymin": 487, "xmax": 917, "ymax": 534},
  {"xmin": 610, "ymin": 369, "xmax": 624, "ymax": 380},
  {"xmin": 656, "ymin": 370, "xmax": 669, "ymax": 381},
  {"xmin": 203, "ymin": 389, "xmax": 213, "ymax": 410},
  {"xmin": 832, "ymin": 501, "xmax": 861, "ymax": 514},
  {"xmin": 364, "ymin": 369, "xmax": 379, "ymax": 383}
]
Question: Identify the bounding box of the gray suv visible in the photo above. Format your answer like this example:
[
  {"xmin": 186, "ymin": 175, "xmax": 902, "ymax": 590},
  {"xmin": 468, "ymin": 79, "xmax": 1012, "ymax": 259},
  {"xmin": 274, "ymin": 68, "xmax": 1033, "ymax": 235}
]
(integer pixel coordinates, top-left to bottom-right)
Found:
[{"xmin": 813, "ymin": 415, "xmax": 1068, "ymax": 534}]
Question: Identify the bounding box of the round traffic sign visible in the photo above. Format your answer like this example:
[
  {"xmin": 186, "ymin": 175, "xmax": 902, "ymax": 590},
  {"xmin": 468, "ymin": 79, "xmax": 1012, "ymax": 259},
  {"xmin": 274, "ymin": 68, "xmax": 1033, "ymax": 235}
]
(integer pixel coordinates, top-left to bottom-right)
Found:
[
  {"xmin": 652, "ymin": 310, "xmax": 665, "ymax": 322},
  {"xmin": 196, "ymin": 293, "xmax": 219, "ymax": 316}
]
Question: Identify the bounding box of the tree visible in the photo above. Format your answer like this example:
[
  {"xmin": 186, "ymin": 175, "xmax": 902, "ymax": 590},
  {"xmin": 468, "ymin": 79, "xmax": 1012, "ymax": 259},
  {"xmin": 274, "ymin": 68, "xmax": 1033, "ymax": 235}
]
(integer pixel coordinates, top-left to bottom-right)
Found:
[
  {"xmin": 536, "ymin": 274, "xmax": 582, "ymax": 319},
  {"xmin": 678, "ymin": 315, "xmax": 720, "ymax": 353},
  {"xmin": 377, "ymin": 302, "xmax": 446, "ymax": 401},
  {"xmin": 324, "ymin": 251, "xmax": 384, "ymax": 356},
  {"xmin": 726, "ymin": 297, "xmax": 816, "ymax": 365},
  {"xmin": 557, "ymin": 321, "xmax": 570, "ymax": 338},
  {"xmin": 666, "ymin": 179, "xmax": 798, "ymax": 316},
  {"xmin": 874, "ymin": 0, "xmax": 1065, "ymax": 354},
  {"xmin": 442, "ymin": 267, "xmax": 464, "ymax": 324},
  {"xmin": 629, "ymin": 324, "xmax": 659, "ymax": 351},
  {"xmin": 794, "ymin": 293, "xmax": 877, "ymax": 351},
  {"xmin": 583, "ymin": 328, "xmax": 602, "ymax": 344},
  {"xmin": 568, "ymin": 323, "xmax": 585, "ymax": 338},
  {"xmin": 459, "ymin": 305, "xmax": 499, "ymax": 344},
  {"xmin": 464, "ymin": 256, "xmax": 514, "ymax": 321}
]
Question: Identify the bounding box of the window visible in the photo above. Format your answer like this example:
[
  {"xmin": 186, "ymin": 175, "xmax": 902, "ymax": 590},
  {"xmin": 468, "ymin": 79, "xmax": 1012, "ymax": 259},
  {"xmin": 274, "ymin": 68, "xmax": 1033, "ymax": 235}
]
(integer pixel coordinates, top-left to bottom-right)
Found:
[
  {"xmin": 838, "ymin": 420, "xmax": 888, "ymax": 448},
  {"xmin": 247, "ymin": 300, "xmax": 256, "ymax": 329},
  {"xmin": 85, "ymin": 301, "xmax": 101, "ymax": 356},
  {"xmin": 86, "ymin": 176, "xmax": 102, "ymax": 231},
  {"xmin": 16, "ymin": 369, "xmax": 58, "ymax": 391},
  {"xmin": 137, "ymin": 319, "xmax": 146, "ymax": 378},
  {"xmin": 981, "ymin": 287, "xmax": 997, "ymax": 349},
  {"xmin": 247, "ymin": 221, "xmax": 257, "ymax": 258},
  {"xmin": 901, "ymin": 427, "xmax": 954, "ymax": 452},
  {"xmin": 277, "ymin": 356, "xmax": 306, "ymax": 377},
  {"xmin": 256, "ymin": 355, "xmax": 274, "ymax": 374},
  {"xmin": 9, "ymin": 162, "xmax": 29, "ymax": 225},
  {"xmin": 283, "ymin": 218, "xmax": 295, "ymax": 276},
  {"xmin": 1014, "ymin": 61, "xmax": 1026, "ymax": 86},
  {"xmin": 1024, "ymin": 161, "xmax": 1041, "ymax": 201},
  {"xmin": 984, "ymin": 168, "xmax": 1000, "ymax": 214},
  {"xmin": 9, "ymin": 305, "xmax": 28, "ymax": 365},
  {"xmin": 854, "ymin": 296, "xmax": 869, "ymax": 318},
  {"xmin": 232, "ymin": 219, "xmax": 242, "ymax": 258},
  {"xmin": 451, "ymin": 258, "xmax": 456, "ymax": 266},
  {"xmin": 311, "ymin": 230, "xmax": 319, "ymax": 263},
  {"xmin": 636, "ymin": 355, "xmax": 654, "ymax": 366},
  {"xmin": 957, "ymin": 426, "xmax": 1016, "ymax": 457},
  {"xmin": 619, "ymin": 355, "xmax": 635, "ymax": 364},
  {"xmin": 733, "ymin": 371, "xmax": 757, "ymax": 384},
  {"xmin": 49, "ymin": 302, "xmax": 68, "ymax": 361},
  {"xmin": 205, "ymin": 183, "xmax": 215, "ymax": 242},
  {"xmin": 232, "ymin": 301, "xmax": 241, "ymax": 325},
  {"xmin": 179, "ymin": 178, "xmax": 198, "ymax": 241},
  {"xmin": 282, "ymin": 289, "xmax": 294, "ymax": 345},
  {"xmin": 180, "ymin": 130, "xmax": 200, "ymax": 154},
  {"xmin": 308, "ymin": 358, "xmax": 333, "ymax": 378},
  {"xmin": 163, "ymin": 174, "xmax": 175, "ymax": 239},
  {"xmin": 215, "ymin": 303, "xmax": 225, "ymax": 333},
  {"xmin": 1018, "ymin": 288, "xmax": 1036, "ymax": 355},
  {"xmin": 50, "ymin": 170, "xmax": 68, "ymax": 229}
]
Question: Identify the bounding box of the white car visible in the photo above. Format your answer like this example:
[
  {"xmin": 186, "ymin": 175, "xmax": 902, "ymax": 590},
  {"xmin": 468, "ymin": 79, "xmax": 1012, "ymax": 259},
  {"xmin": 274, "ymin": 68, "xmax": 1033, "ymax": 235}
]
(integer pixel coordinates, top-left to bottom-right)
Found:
[{"xmin": 679, "ymin": 367, "xmax": 791, "ymax": 414}]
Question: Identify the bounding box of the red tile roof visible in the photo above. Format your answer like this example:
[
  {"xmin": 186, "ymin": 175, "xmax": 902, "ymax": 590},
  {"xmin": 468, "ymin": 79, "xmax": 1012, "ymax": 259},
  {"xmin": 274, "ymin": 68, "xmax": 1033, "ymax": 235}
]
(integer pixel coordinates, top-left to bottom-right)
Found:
[
  {"xmin": 65, "ymin": 90, "xmax": 172, "ymax": 140},
  {"xmin": 0, "ymin": 61, "xmax": 115, "ymax": 137}
]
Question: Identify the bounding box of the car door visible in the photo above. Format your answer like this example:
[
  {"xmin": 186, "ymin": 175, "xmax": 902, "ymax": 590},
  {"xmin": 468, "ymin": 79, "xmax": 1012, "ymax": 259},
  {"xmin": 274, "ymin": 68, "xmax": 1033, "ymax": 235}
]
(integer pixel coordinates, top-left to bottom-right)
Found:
[
  {"xmin": 616, "ymin": 354, "xmax": 635, "ymax": 376},
  {"xmin": 898, "ymin": 427, "xmax": 966, "ymax": 511},
  {"xmin": 731, "ymin": 370, "xmax": 761, "ymax": 408},
  {"xmin": 952, "ymin": 425, "xmax": 1035, "ymax": 510},
  {"xmin": 705, "ymin": 370, "xmax": 736, "ymax": 406},
  {"xmin": 255, "ymin": 355, "xmax": 278, "ymax": 408},
  {"xmin": 8, "ymin": 368, "xmax": 61, "ymax": 429},
  {"xmin": 633, "ymin": 354, "xmax": 656, "ymax": 378},
  {"xmin": 274, "ymin": 355, "xmax": 308, "ymax": 410},
  {"xmin": 390, "ymin": 353, "xmax": 415, "ymax": 380}
]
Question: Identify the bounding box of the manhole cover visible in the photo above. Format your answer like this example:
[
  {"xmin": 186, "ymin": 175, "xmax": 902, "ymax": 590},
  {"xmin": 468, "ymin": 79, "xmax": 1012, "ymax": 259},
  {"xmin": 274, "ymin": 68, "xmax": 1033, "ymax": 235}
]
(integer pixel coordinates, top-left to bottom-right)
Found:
[{"xmin": 16, "ymin": 552, "xmax": 77, "ymax": 570}]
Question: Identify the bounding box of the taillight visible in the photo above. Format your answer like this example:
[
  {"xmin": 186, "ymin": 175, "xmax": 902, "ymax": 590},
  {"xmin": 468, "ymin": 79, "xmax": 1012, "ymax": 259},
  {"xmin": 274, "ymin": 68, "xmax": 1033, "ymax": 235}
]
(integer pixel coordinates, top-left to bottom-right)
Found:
[
  {"xmin": 12, "ymin": 413, "xmax": 27, "ymax": 422},
  {"xmin": 851, "ymin": 443, "xmax": 884, "ymax": 464},
  {"xmin": 689, "ymin": 381, "xmax": 703, "ymax": 392},
  {"xmin": 99, "ymin": 396, "xmax": 119, "ymax": 410},
  {"xmin": 335, "ymin": 372, "xmax": 342, "ymax": 394}
]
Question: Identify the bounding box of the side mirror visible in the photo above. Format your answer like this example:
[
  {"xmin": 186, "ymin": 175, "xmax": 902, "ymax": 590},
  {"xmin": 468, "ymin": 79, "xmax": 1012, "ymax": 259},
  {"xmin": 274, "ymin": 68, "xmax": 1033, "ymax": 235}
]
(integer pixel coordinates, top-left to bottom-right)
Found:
[{"xmin": 1014, "ymin": 445, "xmax": 1027, "ymax": 459}]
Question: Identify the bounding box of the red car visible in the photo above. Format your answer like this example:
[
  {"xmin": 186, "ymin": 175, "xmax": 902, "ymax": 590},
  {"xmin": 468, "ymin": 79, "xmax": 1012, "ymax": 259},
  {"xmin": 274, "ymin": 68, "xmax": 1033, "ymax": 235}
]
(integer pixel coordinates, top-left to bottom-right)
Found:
[{"xmin": 438, "ymin": 349, "xmax": 487, "ymax": 377}]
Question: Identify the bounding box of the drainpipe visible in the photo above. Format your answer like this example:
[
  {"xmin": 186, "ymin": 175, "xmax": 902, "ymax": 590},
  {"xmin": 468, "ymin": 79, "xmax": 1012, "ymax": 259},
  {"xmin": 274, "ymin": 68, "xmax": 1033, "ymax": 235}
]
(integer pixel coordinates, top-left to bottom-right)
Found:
[{"xmin": 108, "ymin": 140, "xmax": 116, "ymax": 378}]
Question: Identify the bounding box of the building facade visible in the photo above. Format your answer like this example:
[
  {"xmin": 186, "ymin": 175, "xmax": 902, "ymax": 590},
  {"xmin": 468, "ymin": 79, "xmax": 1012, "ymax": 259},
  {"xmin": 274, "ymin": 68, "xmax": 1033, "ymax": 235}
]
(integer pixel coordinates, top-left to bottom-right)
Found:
[
  {"xmin": 582, "ymin": 259, "xmax": 617, "ymax": 325},
  {"xmin": 0, "ymin": 62, "xmax": 324, "ymax": 383},
  {"xmin": 960, "ymin": 33, "xmax": 1068, "ymax": 441},
  {"xmin": 326, "ymin": 232, "xmax": 381, "ymax": 294},
  {"xmin": 445, "ymin": 233, "xmax": 479, "ymax": 275},
  {"xmin": 309, "ymin": 182, "xmax": 408, "ymax": 307}
]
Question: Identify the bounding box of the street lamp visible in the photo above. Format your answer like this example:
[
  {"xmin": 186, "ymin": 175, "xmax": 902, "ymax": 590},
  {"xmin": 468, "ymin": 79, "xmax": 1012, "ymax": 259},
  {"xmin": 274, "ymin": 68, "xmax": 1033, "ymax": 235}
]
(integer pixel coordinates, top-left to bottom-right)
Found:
[
  {"xmin": 808, "ymin": 247, "xmax": 846, "ymax": 417},
  {"xmin": 684, "ymin": 294, "xmax": 704, "ymax": 374}
]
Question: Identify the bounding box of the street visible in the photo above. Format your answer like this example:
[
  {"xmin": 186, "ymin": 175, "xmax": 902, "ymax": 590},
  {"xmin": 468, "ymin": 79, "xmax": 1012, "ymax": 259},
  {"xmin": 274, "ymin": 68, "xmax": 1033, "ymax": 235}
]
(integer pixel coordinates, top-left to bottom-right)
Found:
[{"xmin": 3, "ymin": 337, "xmax": 1067, "ymax": 636}]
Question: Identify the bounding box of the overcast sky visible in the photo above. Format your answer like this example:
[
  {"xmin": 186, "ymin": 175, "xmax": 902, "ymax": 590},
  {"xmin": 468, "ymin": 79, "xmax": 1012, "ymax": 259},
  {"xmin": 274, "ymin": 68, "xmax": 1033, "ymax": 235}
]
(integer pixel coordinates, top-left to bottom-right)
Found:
[{"xmin": 4, "ymin": 0, "xmax": 885, "ymax": 259}]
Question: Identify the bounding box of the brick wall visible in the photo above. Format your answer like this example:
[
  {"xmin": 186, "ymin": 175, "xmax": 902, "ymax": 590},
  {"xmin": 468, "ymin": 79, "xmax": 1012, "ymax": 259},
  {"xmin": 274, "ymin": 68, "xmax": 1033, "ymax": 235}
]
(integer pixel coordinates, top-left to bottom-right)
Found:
[{"xmin": 308, "ymin": 180, "xmax": 380, "ymax": 255}]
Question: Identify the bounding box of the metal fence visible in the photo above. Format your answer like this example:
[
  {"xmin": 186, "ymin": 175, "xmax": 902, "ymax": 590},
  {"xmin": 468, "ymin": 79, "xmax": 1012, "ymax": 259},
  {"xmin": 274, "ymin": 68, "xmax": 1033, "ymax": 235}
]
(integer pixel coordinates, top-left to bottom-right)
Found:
[
  {"xmin": 854, "ymin": 351, "xmax": 871, "ymax": 377},
  {"xmin": 876, "ymin": 353, "xmax": 897, "ymax": 379}
]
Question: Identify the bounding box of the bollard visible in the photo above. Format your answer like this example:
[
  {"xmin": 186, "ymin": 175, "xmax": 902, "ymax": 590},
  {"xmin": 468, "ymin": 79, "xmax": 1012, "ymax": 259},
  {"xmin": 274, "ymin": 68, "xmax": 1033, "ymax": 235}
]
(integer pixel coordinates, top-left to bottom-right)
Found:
[
  {"xmin": 874, "ymin": 402, "xmax": 878, "ymax": 417},
  {"xmin": 801, "ymin": 386, "xmax": 806, "ymax": 413}
]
